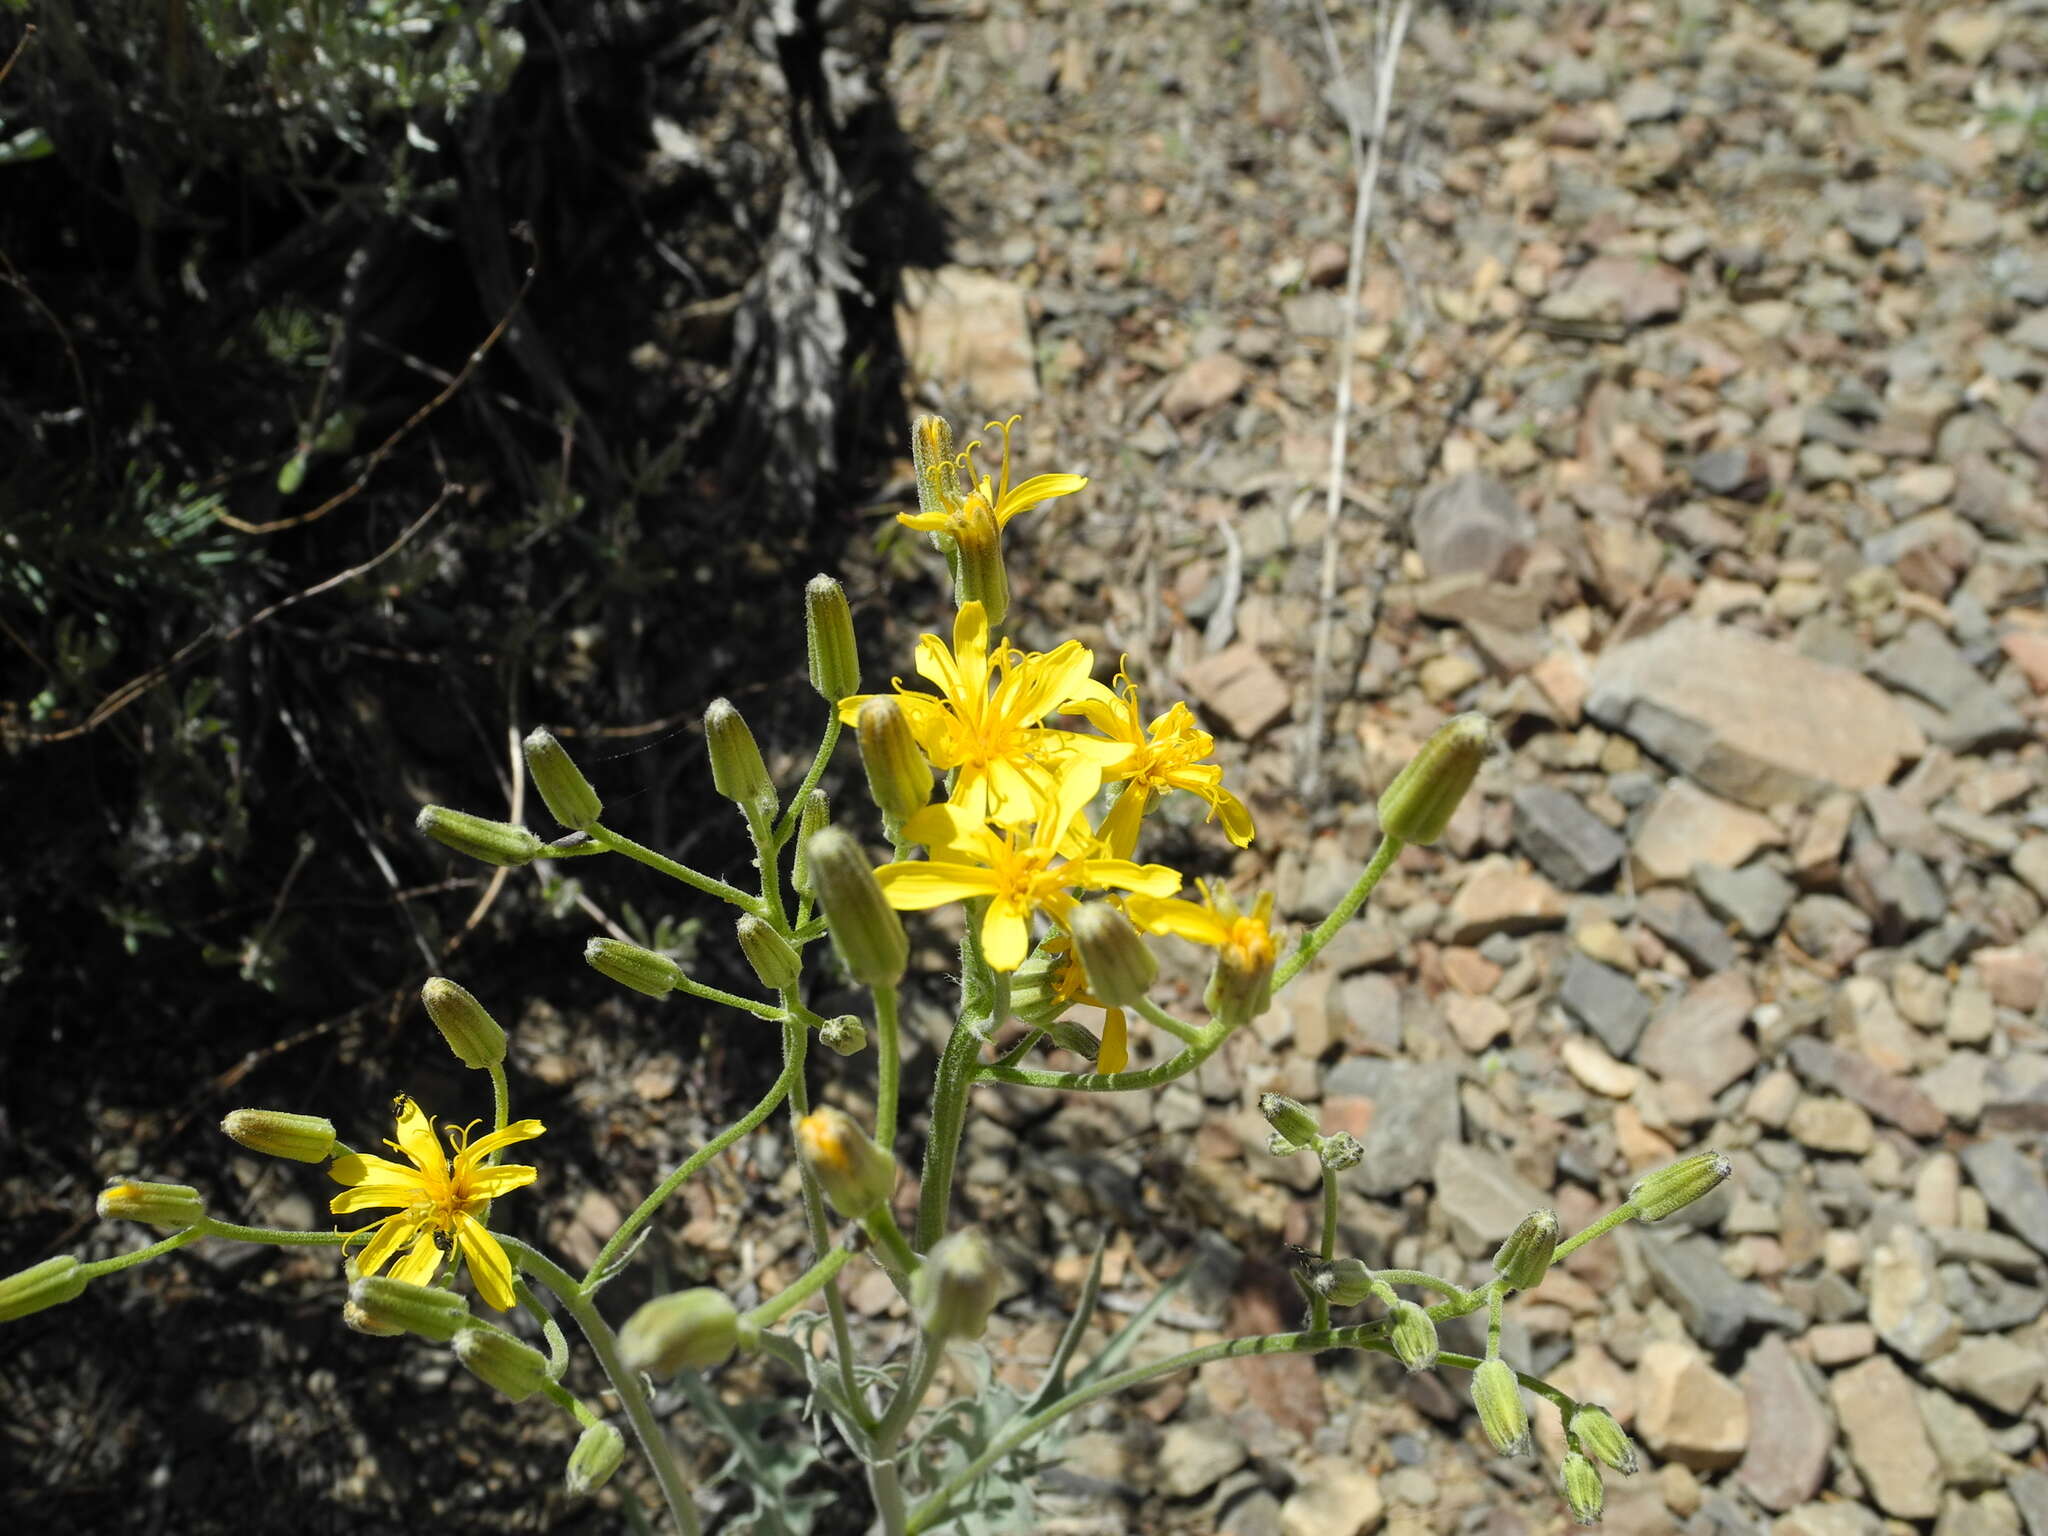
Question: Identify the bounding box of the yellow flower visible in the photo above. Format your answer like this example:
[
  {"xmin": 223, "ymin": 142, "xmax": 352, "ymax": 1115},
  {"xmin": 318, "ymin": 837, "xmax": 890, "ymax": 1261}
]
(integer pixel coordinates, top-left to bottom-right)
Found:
[
  {"xmin": 1070, "ymin": 671, "xmax": 1254, "ymax": 859},
  {"xmin": 876, "ymin": 767, "xmax": 1181, "ymax": 971},
  {"xmin": 897, "ymin": 414, "xmax": 1088, "ymax": 539},
  {"xmin": 1039, "ymin": 931, "xmax": 1130, "ymax": 1074},
  {"xmin": 838, "ymin": 602, "xmax": 1129, "ymax": 826},
  {"xmin": 329, "ymin": 1095, "xmax": 543, "ymax": 1312},
  {"xmin": 1126, "ymin": 881, "xmax": 1277, "ymax": 975}
]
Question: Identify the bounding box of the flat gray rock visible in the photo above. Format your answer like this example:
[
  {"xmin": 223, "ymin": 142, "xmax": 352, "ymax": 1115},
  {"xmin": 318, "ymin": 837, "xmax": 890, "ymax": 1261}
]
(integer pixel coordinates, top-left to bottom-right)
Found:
[
  {"xmin": 1321, "ymin": 1058, "xmax": 1462, "ymax": 1197},
  {"xmin": 1636, "ymin": 971, "xmax": 1757, "ymax": 1096},
  {"xmin": 1960, "ymin": 1140, "xmax": 2048, "ymax": 1259},
  {"xmin": 1511, "ymin": 783, "xmax": 1625, "ymax": 889},
  {"xmin": 1638, "ymin": 885, "xmax": 1738, "ymax": 973},
  {"xmin": 1693, "ymin": 860, "xmax": 1796, "ymax": 939},
  {"xmin": 1736, "ymin": 1333, "xmax": 1832, "ymax": 1511},
  {"xmin": 1409, "ymin": 470, "xmax": 1531, "ymax": 580},
  {"xmin": 1588, "ymin": 619, "xmax": 1925, "ymax": 808},
  {"xmin": 1559, "ymin": 950, "xmax": 1652, "ymax": 1057}
]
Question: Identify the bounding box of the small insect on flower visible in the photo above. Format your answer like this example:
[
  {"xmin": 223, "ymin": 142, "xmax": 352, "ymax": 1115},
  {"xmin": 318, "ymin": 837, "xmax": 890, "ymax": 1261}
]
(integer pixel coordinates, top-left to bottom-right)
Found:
[{"xmin": 329, "ymin": 1094, "xmax": 544, "ymax": 1312}]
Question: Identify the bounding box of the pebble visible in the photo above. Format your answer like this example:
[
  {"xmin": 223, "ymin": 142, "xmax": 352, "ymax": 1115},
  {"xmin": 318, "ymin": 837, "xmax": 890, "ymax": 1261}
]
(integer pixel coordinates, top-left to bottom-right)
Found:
[
  {"xmin": 1631, "ymin": 779, "xmax": 1785, "ymax": 885},
  {"xmin": 1959, "ymin": 1140, "xmax": 2048, "ymax": 1259},
  {"xmin": 1278, "ymin": 1460, "xmax": 1384, "ymax": 1536},
  {"xmin": 1735, "ymin": 1333, "xmax": 1832, "ymax": 1512},
  {"xmin": 1830, "ymin": 1354, "xmax": 1942, "ymax": 1519},
  {"xmin": 1559, "ymin": 950, "xmax": 1653, "ymax": 1057},
  {"xmin": 1786, "ymin": 1096, "xmax": 1875, "ymax": 1156},
  {"xmin": 1636, "ymin": 971, "xmax": 1758, "ymax": 1097},
  {"xmin": 1635, "ymin": 1339, "xmax": 1748, "ymax": 1470},
  {"xmin": 1692, "ymin": 860, "xmax": 1797, "ymax": 940},
  {"xmin": 1158, "ymin": 1417, "xmax": 1250, "ymax": 1498},
  {"xmin": 1320, "ymin": 1059, "xmax": 1462, "ymax": 1197},
  {"xmin": 1510, "ymin": 783, "xmax": 1625, "ymax": 890}
]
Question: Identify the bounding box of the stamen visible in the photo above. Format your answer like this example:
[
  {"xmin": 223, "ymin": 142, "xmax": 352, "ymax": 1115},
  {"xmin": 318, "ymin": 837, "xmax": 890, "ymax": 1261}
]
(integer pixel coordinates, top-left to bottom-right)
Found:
[{"xmin": 983, "ymin": 414, "xmax": 1022, "ymax": 497}]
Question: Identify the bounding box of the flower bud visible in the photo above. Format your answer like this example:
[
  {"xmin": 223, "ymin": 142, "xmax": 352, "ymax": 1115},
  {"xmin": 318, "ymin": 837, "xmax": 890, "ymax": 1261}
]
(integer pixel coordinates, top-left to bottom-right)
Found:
[
  {"xmin": 342, "ymin": 1299, "xmax": 406, "ymax": 1337},
  {"xmin": 1389, "ymin": 1300, "xmax": 1439, "ymax": 1372},
  {"xmin": 805, "ymin": 575, "xmax": 860, "ymax": 703},
  {"xmin": 416, "ymin": 805, "xmax": 542, "ymax": 866},
  {"xmin": 454, "ymin": 1326, "xmax": 552, "ymax": 1402},
  {"xmin": 910, "ymin": 414, "xmax": 957, "ymax": 523},
  {"xmin": 566, "ymin": 1422, "xmax": 626, "ymax": 1495},
  {"xmin": 421, "ymin": 977, "xmax": 507, "ymax": 1068},
  {"xmin": 1042, "ymin": 1019, "xmax": 1100, "ymax": 1059},
  {"xmin": 1009, "ymin": 946, "xmax": 1070, "ymax": 1026},
  {"xmin": 585, "ymin": 937, "xmax": 683, "ymax": 999},
  {"xmin": 1313, "ymin": 1257, "xmax": 1375, "ymax": 1308},
  {"xmin": 806, "ymin": 829, "xmax": 907, "ymax": 988},
  {"xmin": 1317, "ymin": 1132, "xmax": 1364, "ymax": 1172},
  {"xmin": 736, "ymin": 915, "xmax": 801, "ymax": 993},
  {"xmin": 1561, "ymin": 1451, "xmax": 1604, "ymax": 1525},
  {"xmin": 0, "ymin": 1256, "xmax": 88, "ymax": 1323},
  {"xmin": 1492, "ymin": 1209, "xmax": 1560, "ymax": 1292},
  {"xmin": 1569, "ymin": 1404, "xmax": 1638, "ymax": 1475},
  {"xmin": 1203, "ymin": 891, "xmax": 1278, "ymax": 1029},
  {"xmin": 1627, "ymin": 1151, "xmax": 1731, "ymax": 1223},
  {"xmin": 952, "ymin": 498, "xmax": 1010, "ymax": 631},
  {"xmin": 704, "ymin": 698, "xmax": 777, "ymax": 826},
  {"xmin": 915, "ymin": 1228, "xmax": 1001, "ymax": 1343},
  {"xmin": 796, "ymin": 1105, "xmax": 897, "ymax": 1219},
  {"xmin": 857, "ymin": 697, "xmax": 934, "ymax": 827},
  {"xmin": 1068, "ymin": 903, "xmax": 1157, "ymax": 1008},
  {"xmin": 350, "ymin": 1274, "xmax": 471, "ymax": 1342},
  {"xmin": 618, "ymin": 1288, "xmax": 739, "ymax": 1377},
  {"xmin": 1259, "ymin": 1092, "xmax": 1320, "ymax": 1153},
  {"xmin": 221, "ymin": 1109, "xmax": 337, "ymax": 1163},
  {"xmin": 1471, "ymin": 1356, "xmax": 1530, "ymax": 1455},
  {"xmin": 818, "ymin": 1015, "xmax": 868, "ymax": 1056},
  {"xmin": 1377, "ymin": 712, "xmax": 1492, "ymax": 845},
  {"xmin": 522, "ymin": 727, "xmax": 603, "ymax": 832},
  {"xmin": 792, "ymin": 790, "xmax": 828, "ymax": 901},
  {"xmin": 97, "ymin": 1179, "xmax": 205, "ymax": 1229}
]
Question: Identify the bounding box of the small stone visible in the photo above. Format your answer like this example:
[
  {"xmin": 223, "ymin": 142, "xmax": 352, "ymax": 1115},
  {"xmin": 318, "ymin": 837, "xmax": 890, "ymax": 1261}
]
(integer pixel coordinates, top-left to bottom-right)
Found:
[
  {"xmin": 1867, "ymin": 1226, "xmax": 1962, "ymax": 1363},
  {"xmin": 1831, "ymin": 1354, "xmax": 1942, "ymax": 1519},
  {"xmin": 1636, "ymin": 1338, "xmax": 1748, "ymax": 1470},
  {"xmin": 1787, "ymin": 2, "xmax": 1851, "ymax": 54},
  {"xmin": 1693, "ymin": 861, "xmax": 1797, "ymax": 940},
  {"xmin": 1736, "ymin": 1333, "xmax": 1832, "ymax": 1512},
  {"xmin": 1321, "ymin": 1059, "xmax": 1462, "ymax": 1197},
  {"xmin": 1776, "ymin": 1505, "xmax": 1883, "ymax": 1536},
  {"xmin": 1559, "ymin": 951, "xmax": 1653, "ymax": 1058},
  {"xmin": 1279, "ymin": 1459, "xmax": 1385, "ymax": 1536},
  {"xmin": 1787, "ymin": 1096, "xmax": 1875, "ymax": 1156},
  {"xmin": 1977, "ymin": 947, "xmax": 2046, "ymax": 1014},
  {"xmin": 1930, "ymin": 11, "xmax": 2005, "ymax": 68},
  {"xmin": 1693, "ymin": 446, "xmax": 1769, "ymax": 498},
  {"xmin": 1432, "ymin": 1141, "xmax": 1549, "ymax": 1257},
  {"xmin": 2011, "ymin": 1469, "xmax": 2048, "ymax": 1536},
  {"xmin": 896, "ymin": 267, "xmax": 1041, "ymax": 407},
  {"xmin": 1563, "ymin": 1035, "xmax": 1640, "ymax": 1098},
  {"xmin": 1541, "ymin": 256, "xmax": 1686, "ymax": 328},
  {"xmin": 1915, "ymin": 1152, "xmax": 1963, "ymax": 1229},
  {"xmin": 1785, "ymin": 894, "xmax": 1872, "ymax": 970},
  {"xmin": 1960, "ymin": 1140, "xmax": 2048, "ymax": 1259},
  {"xmin": 1639, "ymin": 1232, "xmax": 1762, "ymax": 1351},
  {"xmin": 1511, "ymin": 784, "xmax": 1626, "ymax": 889},
  {"xmin": 1410, "ymin": 471, "xmax": 1533, "ymax": 581},
  {"xmin": 1158, "ymin": 1417, "xmax": 1250, "ymax": 1498},
  {"xmin": 1920, "ymin": 1386, "xmax": 2004, "ymax": 1490},
  {"xmin": 1444, "ymin": 858, "xmax": 1569, "ymax": 943},
  {"xmin": 1180, "ymin": 642, "xmax": 1291, "ymax": 739},
  {"xmin": 1637, "ymin": 886, "xmax": 1738, "ymax": 973},
  {"xmin": 2012, "ymin": 840, "xmax": 2048, "ymax": 904},
  {"xmin": 1631, "ymin": 780, "xmax": 1786, "ymax": 886},
  {"xmin": 1444, "ymin": 994, "xmax": 1510, "ymax": 1054},
  {"xmin": 1636, "ymin": 971, "xmax": 1757, "ymax": 1097},
  {"xmin": 1782, "ymin": 1036, "xmax": 1947, "ymax": 1138},
  {"xmin": 1617, "ymin": 76, "xmax": 1681, "ymax": 125},
  {"xmin": 1924, "ymin": 1334, "xmax": 2047, "ymax": 1417},
  {"xmin": 1745, "ymin": 1069, "xmax": 1801, "ymax": 1130},
  {"xmin": 1804, "ymin": 1322, "xmax": 1875, "ymax": 1367},
  {"xmin": 1161, "ymin": 353, "xmax": 1250, "ymax": 422}
]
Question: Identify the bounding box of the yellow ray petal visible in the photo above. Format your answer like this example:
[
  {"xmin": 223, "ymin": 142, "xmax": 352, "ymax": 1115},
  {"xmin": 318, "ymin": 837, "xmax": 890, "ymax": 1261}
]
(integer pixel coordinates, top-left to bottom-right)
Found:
[
  {"xmin": 876, "ymin": 862, "xmax": 1001, "ymax": 909},
  {"xmin": 388, "ymin": 1227, "xmax": 445, "ymax": 1287},
  {"xmin": 455, "ymin": 1212, "xmax": 517, "ymax": 1311}
]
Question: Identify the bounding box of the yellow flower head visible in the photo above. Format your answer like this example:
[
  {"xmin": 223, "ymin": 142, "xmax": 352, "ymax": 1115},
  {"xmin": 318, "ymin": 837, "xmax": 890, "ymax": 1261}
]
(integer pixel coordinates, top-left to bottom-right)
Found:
[
  {"xmin": 838, "ymin": 602, "xmax": 1129, "ymax": 826},
  {"xmin": 1039, "ymin": 930, "xmax": 1130, "ymax": 1075},
  {"xmin": 329, "ymin": 1094, "xmax": 543, "ymax": 1312},
  {"xmin": 1126, "ymin": 881, "xmax": 1277, "ymax": 974},
  {"xmin": 897, "ymin": 414, "xmax": 1088, "ymax": 540},
  {"xmin": 1070, "ymin": 669, "xmax": 1255, "ymax": 859},
  {"xmin": 876, "ymin": 765, "xmax": 1181, "ymax": 971}
]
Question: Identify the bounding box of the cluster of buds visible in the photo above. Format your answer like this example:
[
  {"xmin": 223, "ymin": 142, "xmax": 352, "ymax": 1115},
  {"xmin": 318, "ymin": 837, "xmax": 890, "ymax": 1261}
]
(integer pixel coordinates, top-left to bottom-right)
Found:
[{"xmin": 1258, "ymin": 1094, "xmax": 1363, "ymax": 1172}]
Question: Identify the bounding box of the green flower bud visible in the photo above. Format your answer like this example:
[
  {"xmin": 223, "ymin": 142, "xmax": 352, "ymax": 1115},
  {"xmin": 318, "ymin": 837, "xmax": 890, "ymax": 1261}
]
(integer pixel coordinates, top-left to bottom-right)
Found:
[
  {"xmin": 1259, "ymin": 1092, "xmax": 1320, "ymax": 1153},
  {"xmin": 1492, "ymin": 1209, "xmax": 1560, "ymax": 1292},
  {"xmin": 792, "ymin": 790, "xmax": 828, "ymax": 901},
  {"xmin": 1561, "ymin": 1451, "xmax": 1604, "ymax": 1525},
  {"xmin": 1569, "ymin": 1404, "xmax": 1638, "ymax": 1475},
  {"xmin": 585, "ymin": 937, "xmax": 683, "ymax": 999},
  {"xmin": 342, "ymin": 1299, "xmax": 406, "ymax": 1337},
  {"xmin": 350, "ymin": 1274, "xmax": 471, "ymax": 1342},
  {"xmin": 1317, "ymin": 1131, "xmax": 1364, "ymax": 1172},
  {"xmin": 857, "ymin": 697, "xmax": 934, "ymax": 827},
  {"xmin": 97, "ymin": 1179, "xmax": 205, "ymax": 1229},
  {"xmin": 416, "ymin": 805, "xmax": 542, "ymax": 867},
  {"xmin": 1009, "ymin": 945, "xmax": 1070, "ymax": 1026},
  {"xmin": 454, "ymin": 1326, "xmax": 552, "ymax": 1402},
  {"xmin": 805, "ymin": 575, "xmax": 860, "ymax": 704},
  {"xmin": 0, "ymin": 1255, "xmax": 88, "ymax": 1323},
  {"xmin": 806, "ymin": 829, "xmax": 907, "ymax": 988},
  {"xmin": 796, "ymin": 1105, "xmax": 898, "ymax": 1218},
  {"xmin": 1068, "ymin": 903, "xmax": 1157, "ymax": 1008},
  {"xmin": 1202, "ymin": 890, "xmax": 1278, "ymax": 1029},
  {"xmin": 1313, "ymin": 1257, "xmax": 1375, "ymax": 1308},
  {"xmin": 618, "ymin": 1288, "xmax": 739, "ymax": 1377},
  {"xmin": 704, "ymin": 698, "xmax": 777, "ymax": 826},
  {"xmin": 566, "ymin": 1422, "xmax": 626, "ymax": 1496},
  {"xmin": 952, "ymin": 498, "xmax": 1010, "ymax": 631},
  {"xmin": 819, "ymin": 1015, "xmax": 868, "ymax": 1056},
  {"xmin": 1041, "ymin": 1019, "xmax": 1100, "ymax": 1059},
  {"xmin": 915, "ymin": 1228, "xmax": 1001, "ymax": 1343},
  {"xmin": 220, "ymin": 1108, "xmax": 337, "ymax": 1163},
  {"xmin": 910, "ymin": 414, "xmax": 957, "ymax": 523},
  {"xmin": 421, "ymin": 977, "xmax": 507, "ymax": 1069},
  {"xmin": 736, "ymin": 915, "xmax": 801, "ymax": 993},
  {"xmin": 1389, "ymin": 1300, "xmax": 1438, "ymax": 1372},
  {"xmin": 1377, "ymin": 712, "xmax": 1492, "ymax": 845},
  {"xmin": 522, "ymin": 727, "xmax": 603, "ymax": 832},
  {"xmin": 1471, "ymin": 1356, "xmax": 1530, "ymax": 1455},
  {"xmin": 1627, "ymin": 1151, "xmax": 1732, "ymax": 1222}
]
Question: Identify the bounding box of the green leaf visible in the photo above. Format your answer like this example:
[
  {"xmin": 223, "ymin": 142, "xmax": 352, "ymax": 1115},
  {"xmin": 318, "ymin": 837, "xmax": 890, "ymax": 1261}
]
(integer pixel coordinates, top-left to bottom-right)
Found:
[{"xmin": 0, "ymin": 127, "xmax": 55, "ymax": 167}]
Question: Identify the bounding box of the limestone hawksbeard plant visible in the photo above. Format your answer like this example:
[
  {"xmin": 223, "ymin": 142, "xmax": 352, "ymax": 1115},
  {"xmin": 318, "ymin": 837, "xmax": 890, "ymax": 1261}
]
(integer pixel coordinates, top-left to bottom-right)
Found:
[{"xmin": 6, "ymin": 414, "xmax": 1728, "ymax": 1530}]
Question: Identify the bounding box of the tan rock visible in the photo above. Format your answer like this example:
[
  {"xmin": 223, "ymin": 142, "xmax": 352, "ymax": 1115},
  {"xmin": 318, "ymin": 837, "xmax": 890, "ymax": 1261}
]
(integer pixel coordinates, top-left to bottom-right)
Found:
[
  {"xmin": 1161, "ymin": 353, "xmax": 1250, "ymax": 422},
  {"xmin": 1636, "ymin": 1339, "xmax": 1750, "ymax": 1470},
  {"xmin": 1178, "ymin": 642, "xmax": 1291, "ymax": 739},
  {"xmin": 1786, "ymin": 1096, "xmax": 1875, "ymax": 1155},
  {"xmin": 1444, "ymin": 857, "xmax": 1569, "ymax": 943},
  {"xmin": 896, "ymin": 267, "xmax": 1039, "ymax": 407},
  {"xmin": 1562, "ymin": 1035, "xmax": 1640, "ymax": 1097},
  {"xmin": 1831, "ymin": 1355, "xmax": 1941, "ymax": 1519},
  {"xmin": 1631, "ymin": 779, "xmax": 1784, "ymax": 885},
  {"xmin": 1279, "ymin": 1458, "xmax": 1385, "ymax": 1536},
  {"xmin": 1445, "ymin": 994, "xmax": 1510, "ymax": 1053}
]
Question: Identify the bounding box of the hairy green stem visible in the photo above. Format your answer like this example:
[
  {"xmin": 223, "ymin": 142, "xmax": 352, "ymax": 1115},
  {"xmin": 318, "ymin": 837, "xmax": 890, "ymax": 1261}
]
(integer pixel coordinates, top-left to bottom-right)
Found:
[
  {"xmin": 514, "ymin": 1277, "xmax": 570, "ymax": 1379},
  {"xmin": 1373, "ymin": 1269, "xmax": 1475, "ymax": 1306},
  {"xmin": 1273, "ymin": 834, "xmax": 1403, "ymax": 991},
  {"xmin": 1553, "ymin": 1203, "xmax": 1636, "ymax": 1264},
  {"xmin": 781, "ymin": 1014, "xmax": 871, "ymax": 1432},
  {"xmin": 507, "ymin": 1237, "xmax": 701, "ymax": 1536},
  {"xmin": 1130, "ymin": 996, "xmax": 1204, "ymax": 1047},
  {"xmin": 977, "ymin": 1016, "xmax": 1229, "ymax": 1094},
  {"xmin": 193, "ymin": 1221, "xmax": 348, "ymax": 1248},
  {"xmin": 586, "ymin": 823, "xmax": 760, "ymax": 913},
  {"xmin": 874, "ymin": 983, "xmax": 903, "ymax": 1151},
  {"xmin": 672, "ymin": 971, "xmax": 786, "ymax": 1022},
  {"xmin": 873, "ymin": 1333, "xmax": 944, "ymax": 1450},
  {"xmin": 915, "ymin": 1017, "xmax": 985, "ymax": 1253},
  {"xmin": 583, "ymin": 1051, "xmax": 798, "ymax": 1291},
  {"xmin": 772, "ymin": 714, "xmax": 842, "ymax": 848},
  {"xmin": 79, "ymin": 1224, "xmax": 212, "ymax": 1278},
  {"xmin": 1311, "ymin": 1164, "xmax": 1340, "ymax": 1333}
]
